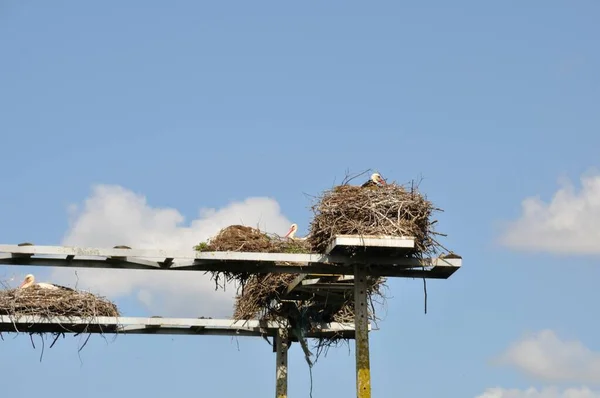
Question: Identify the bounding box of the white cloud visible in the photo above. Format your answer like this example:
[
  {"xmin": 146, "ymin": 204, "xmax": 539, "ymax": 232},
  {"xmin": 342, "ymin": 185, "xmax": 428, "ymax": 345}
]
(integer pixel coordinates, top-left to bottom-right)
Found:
[
  {"xmin": 498, "ymin": 173, "xmax": 600, "ymax": 254},
  {"xmin": 476, "ymin": 386, "xmax": 600, "ymax": 398},
  {"xmin": 495, "ymin": 330, "xmax": 600, "ymax": 384},
  {"xmin": 50, "ymin": 184, "xmax": 293, "ymax": 318}
]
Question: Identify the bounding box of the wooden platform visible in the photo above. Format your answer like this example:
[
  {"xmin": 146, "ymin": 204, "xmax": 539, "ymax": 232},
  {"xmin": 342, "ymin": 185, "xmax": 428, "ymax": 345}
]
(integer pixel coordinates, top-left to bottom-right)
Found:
[
  {"xmin": 325, "ymin": 235, "xmax": 416, "ymax": 257},
  {"xmin": 0, "ymin": 316, "xmax": 363, "ymax": 338},
  {"xmin": 0, "ymin": 242, "xmax": 462, "ymax": 278}
]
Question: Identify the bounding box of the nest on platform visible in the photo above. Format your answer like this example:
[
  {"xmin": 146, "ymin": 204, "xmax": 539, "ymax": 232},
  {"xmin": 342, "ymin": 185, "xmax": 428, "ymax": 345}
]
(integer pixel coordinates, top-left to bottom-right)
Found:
[
  {"xmin": 232, "ymin": 273, "xmax": 297, "ymax": 321},
  {"xmin": 0, "ymin": 286, "xmax": 120, "ymax": 318},
  {"xmin": 0, "ymin": 284, "xmax": 120, "ymax": 360},
  {"xmin": 233, "ymin": 273, "xmax": 386, "ymax": 323},
  {"xmin": 195, "ymin": 225, "xmax": 312, "ymax": 289},
  {"xmin": 307, "ymin": 181, "xmax": 443, "ymax": 256},
  {"xmin": 233, "ymin": 271, "xmax": 388, "ymax": 366}
]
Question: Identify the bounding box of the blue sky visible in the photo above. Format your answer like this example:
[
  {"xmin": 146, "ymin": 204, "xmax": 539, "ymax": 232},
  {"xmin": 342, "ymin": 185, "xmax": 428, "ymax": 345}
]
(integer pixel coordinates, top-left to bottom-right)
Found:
[{"xmin": 1, "ymin": 1, "xmax": 599, "ymax": 397}]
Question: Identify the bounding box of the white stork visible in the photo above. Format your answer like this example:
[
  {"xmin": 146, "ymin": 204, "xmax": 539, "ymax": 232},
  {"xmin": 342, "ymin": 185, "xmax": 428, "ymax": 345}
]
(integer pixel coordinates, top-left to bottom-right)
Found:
[
  {"xmin": 361, "ymin": 172, "xmax": 387, "ymax": 188},
  {"xmin": 284, "ymin": 223, "xmax": 307, "ymax": 240},
  {"xmin": 19, "ymin": 274, "xmax": 74, "ymax": 291}
]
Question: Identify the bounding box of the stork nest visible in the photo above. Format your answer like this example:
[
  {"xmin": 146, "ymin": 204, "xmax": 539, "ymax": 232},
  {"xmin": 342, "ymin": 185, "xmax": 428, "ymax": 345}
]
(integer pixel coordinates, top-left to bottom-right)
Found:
[
  {"xmin": 233, "ymin": 273, "xmax": 386, "ymax": 324},
  {"xmin": 307, "ymin": 181, "xmax": 442, "ymax": 255},
  {"xmin": 233, "ymin": 272, "xmax": 387, "ymax": 367},
  {"xmin": 195, "ymin": 225, "xmax": 313, "ymax": 288},
  {"xmin": 0, "ymin": 286, "xmax": 120, "ymax": 318},
  {"xmin": 233, "ymin": 273, "xmax": 297, "ymax": 320},
  {"xmin": 0, "ymin": 284, "xmax": 120, "ymax": 361}
]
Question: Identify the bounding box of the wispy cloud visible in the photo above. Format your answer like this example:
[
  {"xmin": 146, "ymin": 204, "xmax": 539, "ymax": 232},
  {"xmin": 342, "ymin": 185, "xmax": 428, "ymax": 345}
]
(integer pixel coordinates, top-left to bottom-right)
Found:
[
  {"xmin": 498, "ymin": 173, "xmax": 600, "ymax": 255},
  {"xmin": 494, "ymin": 329, "xmax": 600, "ymax": 384}
]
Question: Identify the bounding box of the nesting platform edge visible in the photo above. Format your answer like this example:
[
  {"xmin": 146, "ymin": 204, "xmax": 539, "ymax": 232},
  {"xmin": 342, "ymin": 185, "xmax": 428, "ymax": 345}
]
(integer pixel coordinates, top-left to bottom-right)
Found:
[
  {"xmin": 0, "ymin": 316, "xmax": 364, "ymax": 338},
  {"xmin": 0, "ymin": 241, "xmax": 461, "ymax": 279}
]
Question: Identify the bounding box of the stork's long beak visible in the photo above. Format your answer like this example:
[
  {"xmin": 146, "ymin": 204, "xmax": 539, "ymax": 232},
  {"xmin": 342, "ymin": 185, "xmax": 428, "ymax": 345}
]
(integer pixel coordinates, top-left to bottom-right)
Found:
[
  {"xmin": 284, "ymin": 227, "xmax": 293, "ymax": 238},
  {"xmin": 19, "ymin": 280, "xmax": 27, "ymax": 288}
]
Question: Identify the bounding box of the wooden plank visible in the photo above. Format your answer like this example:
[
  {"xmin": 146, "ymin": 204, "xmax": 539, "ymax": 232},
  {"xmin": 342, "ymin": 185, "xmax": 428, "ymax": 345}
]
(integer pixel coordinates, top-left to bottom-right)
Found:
[
  {"xmin": 325, "ymin": 235, "xmax": 415, "ymax": 256},
  {"xmin": 0, "ymin": 244, "xmax": 461, "ymax": 279},
  {"xmin": 0, "ymin": 316, "xmax": 364, "ymax": 338},
  {"xmin": 0, "ymin": 256, "xmax": 461, "ymax": 278},
  {"xmin": 285, "ymin": 273, "xmax": 307, "ymax": 295},
  {"xmin": 0, "ymin": 242, "xmax": 413, "ymax": 265}
]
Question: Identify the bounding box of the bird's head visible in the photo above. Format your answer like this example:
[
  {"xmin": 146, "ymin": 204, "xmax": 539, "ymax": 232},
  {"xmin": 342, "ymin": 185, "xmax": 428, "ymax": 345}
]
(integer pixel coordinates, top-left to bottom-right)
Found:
[
  {"xmin": 284, "ymin": 223, "xmax": 298, "ymax": 238},
  {"xmin": 19, "ymin": 274, "xmax": 35, "ymax": 288},
  {"xmin": 371, "ymin": 173, "xmax": 386, "ymax": 186}
]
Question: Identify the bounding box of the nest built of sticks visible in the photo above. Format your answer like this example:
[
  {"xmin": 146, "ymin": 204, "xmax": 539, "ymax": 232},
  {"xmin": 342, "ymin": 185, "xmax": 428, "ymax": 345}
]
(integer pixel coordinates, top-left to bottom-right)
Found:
[
  {"xmin": 0, "ymin": 282, "xmax": 120, "ymax": 359},
  {"xmin": 231, "ymin": 271, "xmax": 386, "ymax": 324},
  {"xmin": 307, "ymin": 181, "xmax": 441, "ymax": 256},
  {"xmin": 0, "ymin": 285, "xmax": 120, "ymax": 319},
  {"xmin": 196, "ymin": 175, "xmax": 443, "ymax": 362},
  {"xmin": 195, "ymin": 225, "xmax": 312, "ymax": 288}
]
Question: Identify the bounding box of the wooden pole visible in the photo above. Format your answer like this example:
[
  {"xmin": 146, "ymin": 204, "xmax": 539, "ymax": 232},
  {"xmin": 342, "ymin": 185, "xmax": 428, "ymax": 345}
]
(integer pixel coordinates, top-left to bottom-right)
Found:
[
  {"xmin": 275, "ymin": 328, "xmax": 289, "ymax": 398},
  {"xmin": 355, "ymin": 264, "xmax": 371, "ymax": 398}
]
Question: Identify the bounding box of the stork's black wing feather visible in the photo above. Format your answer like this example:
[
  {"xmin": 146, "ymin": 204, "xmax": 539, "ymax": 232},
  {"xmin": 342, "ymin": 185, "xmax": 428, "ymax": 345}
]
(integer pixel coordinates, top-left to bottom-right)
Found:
[{"xmin": 361, "ymin": 180, "xmax": 376, "ymax": 188}]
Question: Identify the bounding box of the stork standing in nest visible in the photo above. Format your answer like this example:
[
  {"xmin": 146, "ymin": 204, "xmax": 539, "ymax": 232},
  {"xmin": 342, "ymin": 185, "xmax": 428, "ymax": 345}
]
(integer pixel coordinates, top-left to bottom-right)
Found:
[
  {"xmin": 19, "ymin": 274, "xmax": 74, "ymax": 291},
  {"xmin": 361, "ymin": 172, "xmax": 387, "ymax": 188}
]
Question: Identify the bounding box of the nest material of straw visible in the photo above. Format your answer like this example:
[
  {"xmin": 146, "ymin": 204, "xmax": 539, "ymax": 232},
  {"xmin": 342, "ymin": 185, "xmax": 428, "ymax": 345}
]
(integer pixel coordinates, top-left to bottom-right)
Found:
[
  {"xmin": 0, "ymin": 286, "xmax": 120, "ymax": 318},
  {"xmin": 233, "ymin": 273, "xmax": 385, "ymax": 324},
  {"xmin": 307, "ymin": 183, "xmax": 440, "ymax": 255},
  {"xmin": 197, "ymin": 225, "xmax": 313, "ymax": 254},
  {"xmin": 196, "ymin": 225, "xmax": 312, "ymax": 288},
  {"xmin": 233, "ymin": 273, "xmax": 297, "ymax": 320}
]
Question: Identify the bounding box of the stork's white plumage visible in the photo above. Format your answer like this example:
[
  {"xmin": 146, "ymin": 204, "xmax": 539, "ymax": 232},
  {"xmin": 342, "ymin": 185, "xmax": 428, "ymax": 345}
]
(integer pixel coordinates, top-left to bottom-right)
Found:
[
  {"xmin": 361, "ymin": 172, "xmax": 386, "ymax": 188},
  {"xmin": 19, "ymin": 274, "xmax": 73, "ymax": 291},
  {"xmin": 284, "ymin": 223, "xmax": 307, "ymax": 240}
]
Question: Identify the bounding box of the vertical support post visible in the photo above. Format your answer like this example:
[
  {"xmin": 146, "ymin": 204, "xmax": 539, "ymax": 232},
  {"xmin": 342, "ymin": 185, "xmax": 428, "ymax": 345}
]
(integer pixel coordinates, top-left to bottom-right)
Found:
[
  {"xmin": 355, "ymin": 264, "xmax": 371, "ymax": 398},
  {"xmin": 275, "ymin": 328, "xmax": 289, "ymax": 398}
]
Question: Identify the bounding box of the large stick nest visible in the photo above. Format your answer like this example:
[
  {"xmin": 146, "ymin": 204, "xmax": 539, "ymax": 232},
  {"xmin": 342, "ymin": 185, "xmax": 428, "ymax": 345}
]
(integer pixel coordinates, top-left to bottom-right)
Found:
[
  {"xmin": 307, "ymin": 181, "xmax": 442, "ymax": 256},
  {"xmin": 196, "ymin": 225, "xmax": 312, "ymax": 288},
  {"xmin": 232, "ymin": 273, "xmax": 297, "ymax": 320},
  {"xmin": 233, "ymin": 273, "xmax": 385, "ymax": 324},
  {"xmin": 0, "ymin": 285, "xmax": 121, "ymax": 360},
  {"xmin": 0, "ymin": 286, "xmax": 120, "ymax": 318}
]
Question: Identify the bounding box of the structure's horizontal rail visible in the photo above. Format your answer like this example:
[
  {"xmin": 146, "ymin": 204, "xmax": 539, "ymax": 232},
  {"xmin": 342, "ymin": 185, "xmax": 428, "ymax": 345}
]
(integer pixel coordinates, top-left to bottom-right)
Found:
[
  {"xmin": 325, "ymin": 235, "xmax": 415, "ymax": 256},
  {"xmin": 0, "ymin": 243, "xmax": 417, "ymax": 264},
  {"xmin": 0, "ymin": 243, "xmax": 461, "ymax": 279},
  {"xmin": 0, "ymin": 256, "xmax": 460, "ymax": 278},
  {"xmin": 0, "ymin": 316, "xmax": 362, "ymax": 338}
]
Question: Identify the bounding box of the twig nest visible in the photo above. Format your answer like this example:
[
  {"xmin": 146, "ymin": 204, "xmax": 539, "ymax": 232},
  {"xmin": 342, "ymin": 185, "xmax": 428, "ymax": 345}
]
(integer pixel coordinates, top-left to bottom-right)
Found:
[
  {"xmin": 307, "ymin": 183, "xmax": 440, "ymax": 255},
  {"xmin": 0, "ymin": 286, "xmax": 120, "ymax": 318},
  {"xmin": 202, "ymin": 225, "xmax": 274, "ymax": 252},
  {"xmin": 198, "ymin": 225, "xmax": 312, "ymax": 254},
  {"xmin": 196, "ymin": 225, "xmax": 313, "ymax": 290}
]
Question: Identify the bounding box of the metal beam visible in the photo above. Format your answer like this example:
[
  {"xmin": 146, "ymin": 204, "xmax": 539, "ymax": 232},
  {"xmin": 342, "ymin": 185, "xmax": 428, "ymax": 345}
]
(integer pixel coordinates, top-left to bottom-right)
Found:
[
  {"xmin": 354, "ymin": 264, "xmax": 371, "ymax": 398},
  {"xmin": 0, "ymin": 244, "xmax": 462, "ymax": 278},
  {"xmin": 0, "ymin": 316, "xmax": 363, "ymax": 338},
  {"xmin": 275, "ymin": 328, "xmax": 289, "ymax": 398},
  {"xmin": 0, "ymin": 242, "xmax": 417, "ymax": 264},
  {"xmin": 0, "ymin": 257, "xmax": 460, "ymax": 278}
]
